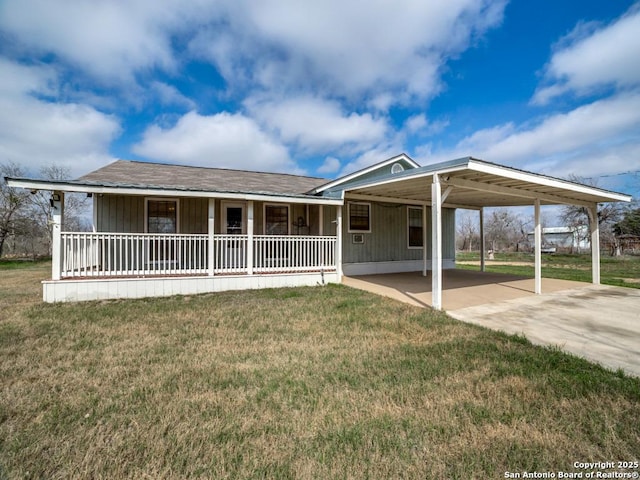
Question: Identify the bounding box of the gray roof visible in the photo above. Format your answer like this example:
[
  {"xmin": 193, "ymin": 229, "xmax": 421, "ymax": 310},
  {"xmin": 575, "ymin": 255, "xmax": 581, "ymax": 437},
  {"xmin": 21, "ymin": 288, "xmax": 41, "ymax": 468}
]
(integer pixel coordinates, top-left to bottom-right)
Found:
[{"xmin": 78, "ymin": 160, "xmax": 328, "ymax": 196}]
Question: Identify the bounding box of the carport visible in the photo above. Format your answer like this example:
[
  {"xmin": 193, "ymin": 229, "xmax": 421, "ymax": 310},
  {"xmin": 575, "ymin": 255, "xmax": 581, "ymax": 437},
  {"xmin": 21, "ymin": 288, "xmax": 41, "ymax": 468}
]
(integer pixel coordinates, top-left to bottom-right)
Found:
[{"xmin": 340, "ymin": 157, "xmax": 631, "ymax": 309}]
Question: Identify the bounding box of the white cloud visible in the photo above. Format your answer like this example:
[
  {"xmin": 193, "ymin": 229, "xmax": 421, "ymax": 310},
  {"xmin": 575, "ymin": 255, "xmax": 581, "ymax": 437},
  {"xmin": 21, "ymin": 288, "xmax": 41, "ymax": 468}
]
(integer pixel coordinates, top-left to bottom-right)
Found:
[
  {"xmin": 533, "ymin": 5, "xmax": 640, "ymax": 104},
  {"xmin": 317, "ymin": 157, "xmax": 341, "ymax": 175},
  {"xmin": 191, "ymin": 0, "xmax": 507, "ymax": 105},
  {"xmin": 132, "ymin": 111, "xmax": 300, "ymax": 173},
  {"xmin": 150, "ymin": 82, "xmax": 196, "ymax": 109},
  {"xmin": 404, "ymin": 113, "xmax": 449, "ymax": 136},
  {"xmin": 0, "ymin": 0, "xmax": 215, "ymax": 85},
  {"xmin": 0, "ymin": 59, "xmax": 120, "ymax": 177},
  {"xmin": 247, "ymin": 95, "xmax": 389, "ymax": 155},
  {"xmin": 423, "ymin": 92, "xmax": 640, "ymax": 178}
]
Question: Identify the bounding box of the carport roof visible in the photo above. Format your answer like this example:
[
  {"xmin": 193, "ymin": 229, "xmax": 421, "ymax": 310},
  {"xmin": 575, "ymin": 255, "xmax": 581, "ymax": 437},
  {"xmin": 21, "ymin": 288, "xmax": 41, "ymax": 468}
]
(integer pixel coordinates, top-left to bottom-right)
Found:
[{"xmin": 322, "ymin": 157, "xmax": 632, "ymax": 208}]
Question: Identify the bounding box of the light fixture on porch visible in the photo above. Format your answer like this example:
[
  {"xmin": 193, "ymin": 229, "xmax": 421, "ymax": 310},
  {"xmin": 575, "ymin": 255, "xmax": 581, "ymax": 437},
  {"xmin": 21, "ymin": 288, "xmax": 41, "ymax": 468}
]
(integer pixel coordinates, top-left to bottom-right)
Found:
[{"xmin": 50, "ymin": 193, "xmax": 61, "ymax": 209}]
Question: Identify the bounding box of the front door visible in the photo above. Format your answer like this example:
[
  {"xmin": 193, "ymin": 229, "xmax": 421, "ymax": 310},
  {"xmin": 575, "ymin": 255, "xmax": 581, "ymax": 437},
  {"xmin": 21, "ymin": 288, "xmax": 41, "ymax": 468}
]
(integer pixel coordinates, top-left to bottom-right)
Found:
[{"xmin": 222, "ymin": 202, "xmax": 246, "ymax": 234}]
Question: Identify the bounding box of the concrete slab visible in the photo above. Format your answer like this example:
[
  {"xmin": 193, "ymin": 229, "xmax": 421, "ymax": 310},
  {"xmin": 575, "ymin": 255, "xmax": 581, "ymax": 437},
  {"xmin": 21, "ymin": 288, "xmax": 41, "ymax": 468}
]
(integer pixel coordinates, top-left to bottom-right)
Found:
[
  {"xmin": 343, "ymin": 270, "xmax": 585, "ymax": 310},
  {"xmin": 343, "ymin": 270, "xmax": 640, "ymax": 377},
  {"xmin": 449, "ymin": 285, "xmax": 640, "ymax": 377}
]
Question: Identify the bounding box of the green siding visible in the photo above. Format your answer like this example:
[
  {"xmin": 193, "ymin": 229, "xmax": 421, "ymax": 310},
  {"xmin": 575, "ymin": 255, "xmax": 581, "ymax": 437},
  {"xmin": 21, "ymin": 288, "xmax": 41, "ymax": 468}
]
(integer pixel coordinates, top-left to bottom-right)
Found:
[{"xmin": 342, "ymin": 202, "xmax": 455, "ymax": 263}]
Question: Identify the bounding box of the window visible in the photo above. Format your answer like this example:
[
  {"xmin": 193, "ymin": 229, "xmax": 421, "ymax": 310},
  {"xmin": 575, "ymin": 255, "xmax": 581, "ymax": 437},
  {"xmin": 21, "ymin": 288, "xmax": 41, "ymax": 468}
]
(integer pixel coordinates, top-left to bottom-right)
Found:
[
  {"xmin": 348, "ymin": 202, "xmax": 371, "ymax": 232},
  {"xmin": 147, "ymin": 199, "xmax": 178, "ymax": 233},
  {"xmin": 265, "ymin": 204, "xmax": 289, "ymax": 235},
  {"xmin": 408, "ymin": 206, "xmax": 423, "ymax": 248}
]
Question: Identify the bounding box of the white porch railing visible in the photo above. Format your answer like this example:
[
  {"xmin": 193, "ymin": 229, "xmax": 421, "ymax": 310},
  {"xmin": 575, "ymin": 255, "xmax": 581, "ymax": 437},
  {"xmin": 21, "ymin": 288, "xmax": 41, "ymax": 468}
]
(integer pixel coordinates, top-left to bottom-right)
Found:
[{"xmin": 60, "ymin": 232, "xmax": 336, "ymax": 278}]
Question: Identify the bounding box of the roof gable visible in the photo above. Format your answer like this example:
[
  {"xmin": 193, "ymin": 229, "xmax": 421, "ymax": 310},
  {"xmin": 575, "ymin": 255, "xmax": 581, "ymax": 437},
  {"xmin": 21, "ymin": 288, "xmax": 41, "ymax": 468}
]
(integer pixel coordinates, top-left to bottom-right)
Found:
[{"xmin": 311, "ymin": 153, "xmax": 419, "ymax": 194}]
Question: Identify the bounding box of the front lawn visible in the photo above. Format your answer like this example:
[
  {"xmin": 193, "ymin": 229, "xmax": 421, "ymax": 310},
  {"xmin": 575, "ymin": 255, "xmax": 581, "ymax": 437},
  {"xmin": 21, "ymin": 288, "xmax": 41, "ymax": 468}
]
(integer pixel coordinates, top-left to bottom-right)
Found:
[{"xmin": 0, "ymin": 263, "xmax": 639, "ymax": 478}]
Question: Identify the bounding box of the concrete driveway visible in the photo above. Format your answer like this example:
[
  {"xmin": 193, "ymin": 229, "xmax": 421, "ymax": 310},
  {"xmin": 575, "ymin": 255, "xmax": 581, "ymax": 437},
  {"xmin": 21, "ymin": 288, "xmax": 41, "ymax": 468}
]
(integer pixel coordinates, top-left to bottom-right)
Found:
[
  {"xmin": 448, "ymin": 284, "xmax": 640, "ymax": 377},
  {"xmin": 344, "ymin": 271, "xmax": 640, "ymax": 377}
]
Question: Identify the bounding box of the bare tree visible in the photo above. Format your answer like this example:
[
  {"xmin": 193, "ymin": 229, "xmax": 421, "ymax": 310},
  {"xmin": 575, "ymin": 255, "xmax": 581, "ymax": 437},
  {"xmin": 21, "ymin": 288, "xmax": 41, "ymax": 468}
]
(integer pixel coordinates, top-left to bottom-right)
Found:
[
  {"xmin": 456, "ymin": 211, "xmax": 479, "ymax": 252},
  {"xmin": 484, "ymin": 208, "xmax": 522, "ymax": 253},
  {"xmin": 0, "ymin": 162, "xmax": 31, "ymax": 258},
  {"xmin": 29, "ymin": 164, "xmax": 90, "ymax": 253},
  {"xmin": 561, "ymin": 174, "xmax": 627, "ymax": 256}
]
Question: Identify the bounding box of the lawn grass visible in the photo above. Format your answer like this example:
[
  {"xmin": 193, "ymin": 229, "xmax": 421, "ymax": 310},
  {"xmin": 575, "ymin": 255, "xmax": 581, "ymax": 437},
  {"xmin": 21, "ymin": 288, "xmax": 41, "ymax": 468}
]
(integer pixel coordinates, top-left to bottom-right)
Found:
[
  {"xmin": 457, "ymin": 251, "xmax": 640, "ymax": 288},
  {"xmin": 1, "ymin": 263, "xmax": 639, "ymax": 478}
]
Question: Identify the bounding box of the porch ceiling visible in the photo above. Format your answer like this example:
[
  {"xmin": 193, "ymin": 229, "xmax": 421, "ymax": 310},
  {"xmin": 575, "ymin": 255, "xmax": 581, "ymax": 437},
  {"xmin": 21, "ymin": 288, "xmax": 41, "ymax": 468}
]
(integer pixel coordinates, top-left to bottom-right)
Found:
[{"xmin": 343, "ymin": 157, "xmax": 631, "ymax": 208}]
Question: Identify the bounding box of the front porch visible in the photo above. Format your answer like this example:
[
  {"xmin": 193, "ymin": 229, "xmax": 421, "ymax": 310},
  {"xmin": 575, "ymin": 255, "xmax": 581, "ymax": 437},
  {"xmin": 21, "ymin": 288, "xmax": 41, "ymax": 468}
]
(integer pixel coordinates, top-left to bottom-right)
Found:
[{"xmin": 46, "ymin": 232, "xmax": 339, "ymax": 302}]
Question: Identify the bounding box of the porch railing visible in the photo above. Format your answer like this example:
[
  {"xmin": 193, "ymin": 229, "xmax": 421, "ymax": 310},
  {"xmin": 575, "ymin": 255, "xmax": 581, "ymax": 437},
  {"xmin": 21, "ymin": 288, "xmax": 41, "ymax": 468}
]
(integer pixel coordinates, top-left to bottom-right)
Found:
[{"xmin": 60, "ymin": 232, "xmax": 336, "ymax": 278}]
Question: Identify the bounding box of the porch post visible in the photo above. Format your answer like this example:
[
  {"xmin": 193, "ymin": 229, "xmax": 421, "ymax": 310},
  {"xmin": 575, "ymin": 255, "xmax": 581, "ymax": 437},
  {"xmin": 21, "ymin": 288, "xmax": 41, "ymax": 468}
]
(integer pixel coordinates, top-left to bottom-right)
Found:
[
  {"xmin": 588, "ymin": 204, "xmax": 600, "ymax": 285},
  {"xmin": 51, "ymin": 191, "xmax": 64, "ymax": 281},
  {"xmin": 479, "ymin": 207, "xmax": 485, "ymax": 272},
  {"xmin": 247, "ymin": 201, "xmax": 254, "ymax": 275},
  {"xmin": 208, "ymin": 198, "xmax": 215, "ymax": 276},
  {"xmin": 422, "ymin": 203, "xmax": 428, "ymax": 276},
  {"xmin": 431, "ymin": 175, "xmax": 442, "ymax": 310},
  {"xmin": 336, "ymin": 205, "xmax": 343, "ymax": 280},
  {"xmin": 318, "ymin": 205, "xmax": 324, "ymax": 236},
  {"xmin": 534, "ymin": 199, "xmax": 542, "ymax": 294}
]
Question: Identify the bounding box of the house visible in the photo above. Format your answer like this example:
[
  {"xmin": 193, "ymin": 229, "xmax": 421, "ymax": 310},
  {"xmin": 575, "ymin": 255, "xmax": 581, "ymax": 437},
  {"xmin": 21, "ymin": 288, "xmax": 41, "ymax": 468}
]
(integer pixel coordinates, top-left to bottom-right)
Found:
[
  {"xmin": 526, "ymin": 226, "xmax": 590, "ymax": 253},
  {"xmin": 5, "ymin": 154, "xmax": 631, "ymax": 309}
]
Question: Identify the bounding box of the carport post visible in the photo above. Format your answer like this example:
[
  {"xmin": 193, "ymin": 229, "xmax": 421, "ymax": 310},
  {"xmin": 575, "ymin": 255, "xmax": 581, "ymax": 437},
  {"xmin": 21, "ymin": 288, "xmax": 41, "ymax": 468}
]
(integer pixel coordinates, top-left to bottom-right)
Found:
[
  {"xmin": 479, "ymin": 208, "xmax": 485, "ymax": 272},
  {"xmin": 431, "ymin": 174, "xmax": 443, "ymax": 310},
  {"xmin": 534, "ymin": 199, "xmax": 542, "ymax": 294},
  {"xmin": 422, "ymin": 202, "xmax": 428, "ymax": 277},
  {"xmin": 588, "ymin": 204, "xmax": 600, "ymax": 285}
]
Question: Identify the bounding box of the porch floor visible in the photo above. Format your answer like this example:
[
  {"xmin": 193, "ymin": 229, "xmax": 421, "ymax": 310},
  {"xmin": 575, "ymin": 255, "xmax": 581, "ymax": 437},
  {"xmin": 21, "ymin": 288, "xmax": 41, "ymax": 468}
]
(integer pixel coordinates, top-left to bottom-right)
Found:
[{"xmin": 343, "ymin": 269, "xmax": 587, "ymax": 310}]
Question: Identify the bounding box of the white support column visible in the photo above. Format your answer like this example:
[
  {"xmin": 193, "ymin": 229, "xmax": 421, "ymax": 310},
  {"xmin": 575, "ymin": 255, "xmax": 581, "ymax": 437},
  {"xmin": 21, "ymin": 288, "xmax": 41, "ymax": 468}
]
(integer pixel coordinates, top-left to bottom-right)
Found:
[
  {"xmin": 51, "ymin": 191, "xmax": 64, "ymax": 281},
  {"xmin": 336, "ymin": 205, "xmax": 343, "ymax": 280},
  {"xmin": 247, "ymin": 201, "xmax": 254, "ymax": 275},
  {"xmin": 534, "ymin": 199, "xmax": 542, "ymax": 294},
  {"xmin": 479, "ymin": 208, "xmax": 485, "ymax": 272},
  {"xmin": 588, "ymin": 204, "xmax": 600, "ymax": 285},
  {"xmin": 318, "ymin": 205, "xmax": 324, "ymax": 236},
  {"xmin": 422, "ymin": 203, "xmax": 428, "ymax": 277},
  {"xmin": 207, "ymin": 198, "xmax": 215, "ymax": 276},
  {"xmin": 92, "ymin": 195, "xmax": 97, "ymax": 233},
  {"xmin": 431, "ymin": 175, "xmax": 443, "ymax": 310}
]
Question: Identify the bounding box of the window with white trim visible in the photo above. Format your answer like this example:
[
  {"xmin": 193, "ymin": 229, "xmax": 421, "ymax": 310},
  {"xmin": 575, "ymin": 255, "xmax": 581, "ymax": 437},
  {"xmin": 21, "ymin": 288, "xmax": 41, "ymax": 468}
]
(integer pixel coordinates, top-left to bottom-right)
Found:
[
  {"xmin": 264, "ymin": 204, "xmax": 289, "ymax": 235},
  {"xmin": 348, "ymin": 202, "xmax": 371, "ymax": 233},
  {"xmin": 407, "ymin": 206, "xmax": 423, "ymax": 248},
  {"xmin": 146, "ymin": 199, "xmax": 178, "ymax": 233}
]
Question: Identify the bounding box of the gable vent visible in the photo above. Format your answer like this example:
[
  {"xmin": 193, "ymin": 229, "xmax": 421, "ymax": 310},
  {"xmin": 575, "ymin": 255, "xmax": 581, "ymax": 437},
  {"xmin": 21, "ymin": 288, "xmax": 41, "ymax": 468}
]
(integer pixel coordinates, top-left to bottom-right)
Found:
[{"xmin": 391, "ymin": 163, "xmax": 404, "ymax": 174}]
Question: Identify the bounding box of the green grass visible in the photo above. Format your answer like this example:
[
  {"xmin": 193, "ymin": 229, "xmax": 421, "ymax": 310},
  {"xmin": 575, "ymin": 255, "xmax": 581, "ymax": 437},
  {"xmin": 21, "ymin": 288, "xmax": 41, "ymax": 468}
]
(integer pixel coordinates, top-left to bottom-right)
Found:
[
  {"xmin": 456, "ymin": 251, "xmax": 640, "ymax": 288},
  {"xmin": 0, "ymin": 257, "xmax": 51, "ymax": 270},
  {"xmin": 0, "ymin": 263, "xmax": 639, "ymax": 478}
]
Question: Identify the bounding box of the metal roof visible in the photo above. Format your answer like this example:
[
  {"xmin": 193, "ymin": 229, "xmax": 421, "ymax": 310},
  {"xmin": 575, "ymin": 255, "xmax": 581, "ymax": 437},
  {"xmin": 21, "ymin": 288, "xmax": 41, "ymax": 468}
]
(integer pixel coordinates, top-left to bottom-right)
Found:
[{"xmin": 333, "ymin": 157, "xmax": 631, "ymax": 208}]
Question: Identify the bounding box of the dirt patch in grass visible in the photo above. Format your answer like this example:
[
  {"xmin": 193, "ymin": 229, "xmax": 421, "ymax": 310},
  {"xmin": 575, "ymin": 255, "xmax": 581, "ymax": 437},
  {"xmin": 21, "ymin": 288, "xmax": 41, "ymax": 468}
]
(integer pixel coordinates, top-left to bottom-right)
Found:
[{"xmin": 1, "ymin": 264, "xmax": 639, "ymax": 478}]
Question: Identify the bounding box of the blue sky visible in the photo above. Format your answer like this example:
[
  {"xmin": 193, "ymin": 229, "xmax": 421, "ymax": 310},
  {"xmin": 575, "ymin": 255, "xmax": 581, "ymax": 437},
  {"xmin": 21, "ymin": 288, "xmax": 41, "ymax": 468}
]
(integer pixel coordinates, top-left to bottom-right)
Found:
[{"xmin": 1, "ymin": 0, "xmax": 639, "ymax": 200}]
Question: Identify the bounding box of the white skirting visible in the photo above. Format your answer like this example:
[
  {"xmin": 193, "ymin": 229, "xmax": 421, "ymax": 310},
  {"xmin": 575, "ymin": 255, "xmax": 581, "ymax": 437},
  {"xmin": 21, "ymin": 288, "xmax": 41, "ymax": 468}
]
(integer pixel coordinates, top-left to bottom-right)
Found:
[
  {"xmin": 342, "ymin": 259, "xmax": 455, "ymax": 276},
  {"xmin": 42, "ymin": 272, "xmax": 339, "ymax": 303}
]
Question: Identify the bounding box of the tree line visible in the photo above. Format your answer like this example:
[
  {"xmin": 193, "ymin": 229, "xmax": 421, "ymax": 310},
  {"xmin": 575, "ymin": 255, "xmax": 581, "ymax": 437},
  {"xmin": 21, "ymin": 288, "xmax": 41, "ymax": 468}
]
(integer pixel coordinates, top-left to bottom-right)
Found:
[
  {"xmin": 1, "ymin": 162, "xmax": 90, "ymax": 259},
  {"xmin": 457, "ymin": 203, "xmax": 640, "ymax": 256}
]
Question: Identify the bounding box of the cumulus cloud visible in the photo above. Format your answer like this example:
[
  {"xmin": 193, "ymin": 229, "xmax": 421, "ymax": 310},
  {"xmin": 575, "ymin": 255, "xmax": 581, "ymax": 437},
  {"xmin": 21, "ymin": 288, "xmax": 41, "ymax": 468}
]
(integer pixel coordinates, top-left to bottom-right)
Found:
[
  {"xmin": 533, "ymin": 5, "xmax": 640, "ymax": 104},
  {"xmin": 0, "ymin": 59, "xmax": 120, "ymax": 177},
  {"xmin": 0, "ymin": 0, "xmax": 214, "ymax": 84},
  {"xmin": 132, "ymin": 111, "xmax": 300, "ymax": 173},
  {"xmin": 421, "ymin": 92, "xmax": 640, "ymax": 178},
  {"xmin": 191, "ymin": 0, "xmax": 507, "ymax": 105},
  {"xmin": 247, "ymin": 95, "xmax": 389, "ymax": 155},
  {"xmin": 317, "ymin": 157, "xmax": 341, "ymax": 175},
  {"xmin": 150, "ymin": 81, "xmax": 196, "ymax": 109}
]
